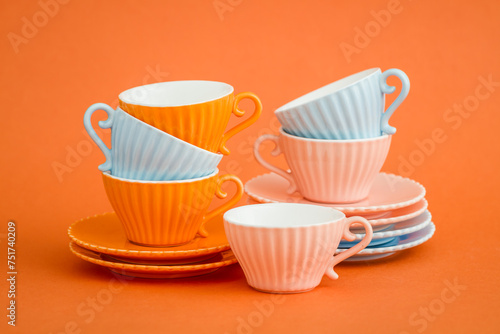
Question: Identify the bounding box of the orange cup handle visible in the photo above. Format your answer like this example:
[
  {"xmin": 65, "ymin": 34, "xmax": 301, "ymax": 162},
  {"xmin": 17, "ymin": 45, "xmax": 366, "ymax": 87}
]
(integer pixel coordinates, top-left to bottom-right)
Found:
[
  {"xmin": 197, "ymin": 174, "xmax": 244, "ymax": 237},
  {"xmin": 218, "ymin": 92, "xmax": 263, "ymax": 155}
]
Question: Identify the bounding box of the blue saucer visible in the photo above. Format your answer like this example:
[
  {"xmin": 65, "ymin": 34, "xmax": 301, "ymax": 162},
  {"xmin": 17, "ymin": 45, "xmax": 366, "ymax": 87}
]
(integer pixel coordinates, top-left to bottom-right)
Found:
[{"xmin": 338, "ymin": 236, "xmax": 399, "ymax": 249}]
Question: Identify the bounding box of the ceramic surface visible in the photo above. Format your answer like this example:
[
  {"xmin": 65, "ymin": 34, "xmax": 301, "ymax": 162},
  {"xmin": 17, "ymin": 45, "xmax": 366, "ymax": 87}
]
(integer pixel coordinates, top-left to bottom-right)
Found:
[
  {"xmin": 339, "ymin": 236, "xmax": 397, "ymax": 248},
  {"xmin": 68, "ymin": 213, "xmax": 231, "ymax": 261},
  {"xmin": 275, "ymin": 68, "xmax": 410, "ymax": 139},
  {"xmin": 119, "ymin": 80, "xmax": 262, "ymax": 154},
  {"xmin": 102, "ymin": 169, "xmax": 243, "ymax": 246},
  {"xmin": 69, "ymin": 242, "xmax": 237, "ymax": 279},
  {"xmin": 349, "ymin": 210, "xmax": 432, "ymax": 240},
  {"xmin": 246, "ymin": 197, "xmax": 428, "ymax": 226},
  {"xmin": 254, "ymin": 128, "xmax": 391, "ymax": 203},
  {"xmin": 244, "ymin": 172, "xmax": 425, "ymax": 214},
  {"xmin": 357, "ymin": 199, "xmax": 428, "ymax": 226},
  {"xmin": 341, "ymin": 253, "xmax": 397, "ymax": 261},
  {"xmin": 337, "ymin": 223, "xmax": 436, "ymax": 259},
  {"xmin": 83, "ymin": 104, "xmax": 222, "ymax": 180},
  {"xmin": 223, "ymin": 203, "xmax": 373, "ymax": 294},
  {"xmin": 102, "ymin": 253, "xmax": 220, "ymax": 266}
]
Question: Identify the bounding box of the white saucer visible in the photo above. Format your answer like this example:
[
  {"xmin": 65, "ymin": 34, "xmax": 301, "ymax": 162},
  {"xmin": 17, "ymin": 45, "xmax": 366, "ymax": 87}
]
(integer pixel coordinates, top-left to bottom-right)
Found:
[
  {"xmin": 350, "ymin": 210, "xmax": 432, "ymax": 240},
  {"xmin": 336, "ymin": 222, "xmax": 435, "ymax": 261},
  {"xmin": 245, "ymin": 172, "xmax": 426, "ymax": 214}
]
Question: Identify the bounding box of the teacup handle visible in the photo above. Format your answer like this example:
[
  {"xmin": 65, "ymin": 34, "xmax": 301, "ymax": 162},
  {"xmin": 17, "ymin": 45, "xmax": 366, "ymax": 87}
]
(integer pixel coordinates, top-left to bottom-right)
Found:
[
  {"xmin": 380, "ymin": 69, "xmax": 410, "ymax": 135},
  {"xmin": 325, "ymin": 216, "xmax": 373, "ymax": 280},
  {"xmin": 198, "ymin": 174, "xmax": 244, "ymax": 237},
  {"xmin": 219, "ymin": 92, "xmax": 263, "ymax": 155},
  {"xmin": 253, "ymin": 134, "xmax": 297, "ymax": 194},
  {"xmin": 83, "ymin": 103, "xmax": 116, "ymax": 172}
]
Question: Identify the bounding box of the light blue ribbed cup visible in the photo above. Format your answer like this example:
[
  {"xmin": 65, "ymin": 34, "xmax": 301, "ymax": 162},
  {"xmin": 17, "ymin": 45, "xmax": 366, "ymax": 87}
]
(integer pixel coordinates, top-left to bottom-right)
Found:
[
  {"xmin": 275, "ymin": 68, "xmax": 410, "ymax": 139},
  {"xmin": 83, "ymin": 103, "xmax": 222, "ymax": 181}
]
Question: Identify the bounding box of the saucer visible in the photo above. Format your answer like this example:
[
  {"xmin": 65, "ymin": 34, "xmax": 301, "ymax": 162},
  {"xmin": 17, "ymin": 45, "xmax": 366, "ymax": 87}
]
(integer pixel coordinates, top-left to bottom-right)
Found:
[
  {"xmin": 359, "ymin": 199, "xmax": 428, "ymax": 226},
  {"xmin": 247, "ymin": 196, "xmax": 428, "ymax": 229},
  {"xmin": 350, "ymin": 210, "xmax": 432, "ymax": 240},
  {"xmin": 246, "ymin": 197, "xmax": 399, "ymax": 221},
  {"xmin": 339, "ymin": 236, "xmax": 398, "ymax": 248},
  {"xmin": 68, "ymin": 213, "xmax": 230, "ymax": 261},
  {"xmin": 336, "ymin": 222, "xmax": 435, "ymax": 261},
  {"xmin": 350, "ymin": 223, "xmax": 394, "ymax": 233},
  {"xmin": 102, "ymin": 253, "xmax": 220, "ymax": 265},
  {"xmin": 245, "ymin": 172, "xmax": 426, "ymax": 214},
  {"xmin": 69, "ymin": 242, "xmax": 238, "ymax": 279}
]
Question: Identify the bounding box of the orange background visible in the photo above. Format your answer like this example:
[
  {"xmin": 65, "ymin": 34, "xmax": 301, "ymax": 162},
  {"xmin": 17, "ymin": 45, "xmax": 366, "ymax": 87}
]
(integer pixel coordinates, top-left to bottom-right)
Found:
[{"xmin": 1, "ymin": 0, "xmax": 499, "ymax": 333}]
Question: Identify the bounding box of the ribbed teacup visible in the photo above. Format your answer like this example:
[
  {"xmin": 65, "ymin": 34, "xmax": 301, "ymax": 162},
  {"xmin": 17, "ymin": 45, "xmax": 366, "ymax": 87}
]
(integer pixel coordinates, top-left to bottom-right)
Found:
[
  {"xmin": 224, "ymin": 203, "xmax": 373, "ymax": 293},
  {"xmin": 84, "ymin": 104, "xmax": 222, "ymax": 181},
  {"xmin": 102, "ymin": 169, "xmax": 243, "ymax": 247},
  {"xmin": 254, "ymin": 128, "xmax": 391, "ymax": 203},
  {"xmin": 275, "ymin": 68, "xmax": 410, "ymax": 139}
]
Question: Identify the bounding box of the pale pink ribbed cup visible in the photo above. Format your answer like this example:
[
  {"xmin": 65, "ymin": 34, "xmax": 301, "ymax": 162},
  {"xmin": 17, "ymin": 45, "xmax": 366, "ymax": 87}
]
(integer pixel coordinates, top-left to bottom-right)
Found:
[
  {"xmin": 223, "ymin": 203, "xmax": 373, "ymax": 294},
  {"xmin": 254, "ymin": 128, "xmax": 391, "ymax": 203}
]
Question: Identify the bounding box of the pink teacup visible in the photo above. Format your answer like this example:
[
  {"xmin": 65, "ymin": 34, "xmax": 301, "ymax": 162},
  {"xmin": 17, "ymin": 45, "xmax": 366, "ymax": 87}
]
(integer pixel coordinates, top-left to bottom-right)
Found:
[
  {"xmin": 254, "ymin": 128, "xmax": 391, "ymax": 203},
  {"xmin": 223, "ymin": 203, "xmax": 373, "ymax": 293}
]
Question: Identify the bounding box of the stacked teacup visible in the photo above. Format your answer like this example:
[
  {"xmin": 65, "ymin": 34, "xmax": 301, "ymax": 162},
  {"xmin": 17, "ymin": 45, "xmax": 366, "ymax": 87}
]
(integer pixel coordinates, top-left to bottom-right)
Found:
[
  {"xmin": 84, "ymin": 81, "xmax": 262, "ymax": 247},
  {"xmin": 255, "ymin": 68, "xmax": 410, "ymax": 204}
]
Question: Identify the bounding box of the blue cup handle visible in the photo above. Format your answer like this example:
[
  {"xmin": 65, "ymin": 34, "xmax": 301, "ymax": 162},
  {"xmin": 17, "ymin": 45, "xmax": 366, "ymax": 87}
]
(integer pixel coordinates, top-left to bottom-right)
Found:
[
  {"xmin": 83, "ymin": 103, "xmax": 115, "ymax": 172},
  {"xmin": 380, "ymin": 69, "xmax": 410, "ymax": 135}
]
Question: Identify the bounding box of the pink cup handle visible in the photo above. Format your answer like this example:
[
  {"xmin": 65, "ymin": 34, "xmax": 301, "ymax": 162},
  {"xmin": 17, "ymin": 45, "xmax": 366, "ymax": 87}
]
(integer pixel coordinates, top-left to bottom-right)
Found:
[
  {"xmin": 325, "ymin": 217, "xmax": 373, "ymax": 280},
  {"xmin": 253, "ymin": 134, "xmax": 297, "ymax": 194}
]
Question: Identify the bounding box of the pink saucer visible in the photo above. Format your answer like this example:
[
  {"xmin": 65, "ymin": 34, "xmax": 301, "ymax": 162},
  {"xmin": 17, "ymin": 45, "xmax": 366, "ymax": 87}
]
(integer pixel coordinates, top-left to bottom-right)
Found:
[
  {"xmin": 245, "ymin": 172, "xmax": 426, "ymax": 214},
  {"xmin": 354, "ymin": 199, "xmax": 428, "ymax": 226},
  {"xmin": 246, "ymin": 197, "xmax": 428, "ymax": 228}
]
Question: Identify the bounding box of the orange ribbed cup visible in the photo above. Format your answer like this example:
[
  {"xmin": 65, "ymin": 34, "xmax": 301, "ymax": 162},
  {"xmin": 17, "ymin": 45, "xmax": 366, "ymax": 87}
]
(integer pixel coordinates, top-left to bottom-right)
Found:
[
  {"xmin": 118, "ymin": 81, "xmax": 262, "ymax": 155},
  {"xmin": 102, "ymin": 170, "xmax": 243, "ymax": 247}
]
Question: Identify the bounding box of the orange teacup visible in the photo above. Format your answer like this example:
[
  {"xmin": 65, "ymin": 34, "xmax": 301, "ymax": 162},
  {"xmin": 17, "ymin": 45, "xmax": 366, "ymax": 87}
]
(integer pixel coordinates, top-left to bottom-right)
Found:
[
  {"xmin": 102, "ymin": 169, "xmax": 243, "ymax": 247},
  {"xmin": 118, "ymin": 80, "xmax": 262, "ymax": 155}
]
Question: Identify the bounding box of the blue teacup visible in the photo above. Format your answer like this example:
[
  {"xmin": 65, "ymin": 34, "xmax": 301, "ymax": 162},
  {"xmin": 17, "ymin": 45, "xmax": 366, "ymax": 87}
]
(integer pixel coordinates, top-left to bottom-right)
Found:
[
  {"xmin": 84, "ymin": 103, "xmax": 222, "ymax": 181},
  {"xmin": 275, "ymin": 68, "xmax": 410, "ymax": 139}
]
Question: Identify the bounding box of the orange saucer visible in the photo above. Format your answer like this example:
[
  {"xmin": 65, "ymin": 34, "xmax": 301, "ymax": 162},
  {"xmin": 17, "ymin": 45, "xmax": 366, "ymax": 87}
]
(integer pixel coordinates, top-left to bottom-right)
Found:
[
  {"xmin": 69, "ymin": 242, "xmax": 237, "ymax": 279},
  {"xmin": 68, "ymin": 213, "xmax": 230, "ymax": 262},
  {"xmin": 102, "ymin": 253, "xmax": 220, "ymax": 265}
]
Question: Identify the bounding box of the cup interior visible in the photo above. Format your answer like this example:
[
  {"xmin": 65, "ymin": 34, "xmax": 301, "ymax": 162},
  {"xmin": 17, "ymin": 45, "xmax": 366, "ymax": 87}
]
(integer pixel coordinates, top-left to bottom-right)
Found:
[
  {"xmin": 224, "ymin": 203, "xmax": 345, "ymax": 228},
  {"xmin": 119, "ymin": 80, "xmax": 234, "ymax": 107},
  {"xmin": 276, "ymin": 68, "xmax": 380, "ymax": 112}
]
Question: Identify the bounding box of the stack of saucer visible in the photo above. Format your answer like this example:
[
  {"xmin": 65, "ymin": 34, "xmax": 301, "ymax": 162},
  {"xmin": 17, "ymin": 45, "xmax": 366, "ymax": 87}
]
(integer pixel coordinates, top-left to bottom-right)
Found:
[
  {"xmin": 249, "ymin": 68, "xmax": 435, "ymax": 261},
  {"xmin": 68, "ymin": 213, "xmax": 237, "ymax": 278},
  {"xmin": 70, "ymin": 81, "xmax": 262, "ymax": 277}
]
